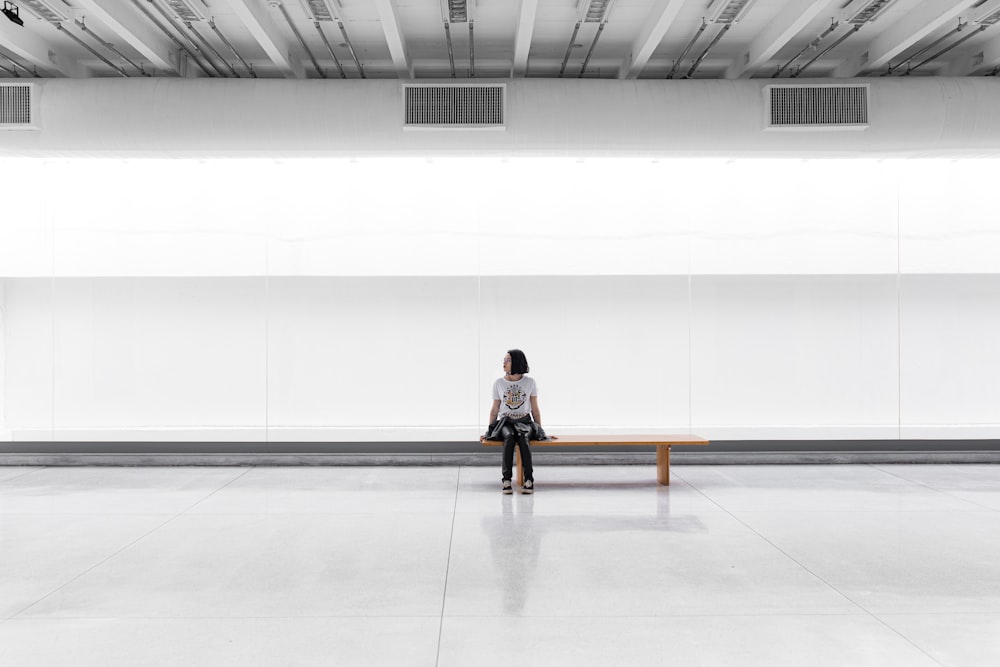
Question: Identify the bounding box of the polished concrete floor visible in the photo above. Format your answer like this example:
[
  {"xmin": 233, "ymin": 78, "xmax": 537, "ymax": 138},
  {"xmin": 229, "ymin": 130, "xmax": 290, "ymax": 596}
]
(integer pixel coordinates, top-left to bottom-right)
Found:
[{"xmin": 1, "ymin": 463, "xmax": 998, "ymax": 666}]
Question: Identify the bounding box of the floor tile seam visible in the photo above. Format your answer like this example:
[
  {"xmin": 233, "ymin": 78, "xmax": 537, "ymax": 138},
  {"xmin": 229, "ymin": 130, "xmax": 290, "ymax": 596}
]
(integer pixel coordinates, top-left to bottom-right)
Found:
[
  {"xmin": 678, "ymin": 476, "xmax": 884, "ymax": 618},
  {"xmin": 448, "ymin": 515, "xmax": 731, "ymax": 521},
  {"xmin": 865, "ymin": 617, "xmax": 950, "ymax": 667},
  {"xmin": 874, "ymin": 611, "xmax": 1000, "ymax": 617},
  {"xmin": 172, "ymin": 466, "xmax": 257, "ymax": 516},
  {"xmin": 435, "ymin": 466, "xmax": 462, "ymax": 667},
  {"xmin": 438, "ymin": 611, "xmax": 874, "ymax": 620},
  {"xmin": 649, "ymin": 492, "xmax": 997, "ymax": 514},
  {"xmin": 0, "ymin": 467, "xmax": 47, "ymax": 485},
  {"xmin": 869, "ymin": 463, "xmax": 999, "ymax": 511},
  {"xmin": 663, "ymin": 484, "xmax": 989, "ymax": 500},
  {"xmin": 5, "ymin": 468, "xmax": 258, "ymax": 621},
  {"xmin": 701, "ymin": 473, "xmax": 946, "ymax": 667},
  {"xmin": 174, "ymin": 511, "xmax": 464, "ymax": 517},
  {"xmin": 724, "ymin": 508, "xmax": 999, "ymax": 515},
  {"xmin": 0, "ymin": 511, "xmax": 190, "ymax": 518},
  {"xmin": 4, "ymin": 614, "xmax": 446, "ymax": 622},
  {"xmin": 8, "ymin": 611, "xmax": 882, "ymax": 623},
  {"xmin": 4, "ymin": 511, "xmax": 196, "ymax": 621},
  {"xmin": 863, "ymin": 609, "xmax": 950, "ymax": 666}
]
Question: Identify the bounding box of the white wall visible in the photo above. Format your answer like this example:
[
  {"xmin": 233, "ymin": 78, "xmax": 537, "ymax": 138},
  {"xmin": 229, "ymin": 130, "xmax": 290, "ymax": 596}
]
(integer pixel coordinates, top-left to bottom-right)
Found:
[
  {"xmin": 266, "ymin": 277, "xmax": 480, "ymax": 441},
  {"xmin": 0, "ymin": 281, "xmax": 5, "ymax": 440},
  {"xmin": 4, "ymin": 278, "xmax": 52, "ymax": 440},
  {"xmin": 3, "ymin": 78, "xmax": 1000, "ymax": 158},
  {"xmin": 50, "ymin": 278, "xmax": 267, "ymax": 441},
  {"xmin": 3, "ymin": 157, "xmax": 1000, "ymax": 442},
  {"xmin": 6, "ymin": 273, "xmax": 1000, "ymax": 442},
  {"xmin": 479, "ymin": 277, "xmax": 691, "ymax": 434},
  {"xmin": 690, "ymin": 276, "xmax": 900, "ymax": 440},
  {"xmin": 899, "ymin": 275, "xmax": 1000, "ymax": 439},
  {"xmin": 0, "ymin": 157, "xmax": 915, "ymax": 278}
]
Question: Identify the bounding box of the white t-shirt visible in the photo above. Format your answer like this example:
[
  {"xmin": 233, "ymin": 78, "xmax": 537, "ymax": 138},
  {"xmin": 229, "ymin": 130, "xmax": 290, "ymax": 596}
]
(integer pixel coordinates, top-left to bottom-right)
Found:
[{"xmin": 493, "ymin": 376, "xmax": 537, "ymax": 419}]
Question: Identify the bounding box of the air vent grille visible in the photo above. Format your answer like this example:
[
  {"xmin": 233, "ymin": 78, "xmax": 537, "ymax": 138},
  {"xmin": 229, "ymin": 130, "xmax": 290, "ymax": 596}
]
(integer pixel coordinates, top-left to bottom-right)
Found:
[
  {"xmin": 846, "ymin": 0, "xmax": 898, "ymax": 25},
  {"xmin": 584, "ymin": 0, "xmax": 611, "ymax": 22},
  {"xmin": 447, "ymin": 0, "xmax": 468, "ymax": 23},
  {"xmin": 20, "ymin": 0, "xmax": 70, "ymax": 23},
  {"xmin": 978, "ymin": 8, "xmax": 1000, "ymax": 25},
  {"xmin": 304, "ymin": 0, "xmax": 335, "ymax": 21},
  {"xmin": 0, "ymin": 84, "xmax": 32, "ymax": 127},
  {"xmin": 767, "ymin": 85, "xmax": 868, "ymax": 128},
  {"xmin": 164, "ymin": 0, "xmax": 206, "ymax": 22},
  {"xmin": 404, "ymin": 84, "xmax": 504, "ymax": 128}
]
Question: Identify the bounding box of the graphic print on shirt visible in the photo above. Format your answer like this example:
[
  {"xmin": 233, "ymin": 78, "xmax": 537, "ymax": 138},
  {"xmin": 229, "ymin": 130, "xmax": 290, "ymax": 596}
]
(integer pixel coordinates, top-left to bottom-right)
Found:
[{"xmin": 503, "ymin": 385, "xmax": 527, "ymax": 411}]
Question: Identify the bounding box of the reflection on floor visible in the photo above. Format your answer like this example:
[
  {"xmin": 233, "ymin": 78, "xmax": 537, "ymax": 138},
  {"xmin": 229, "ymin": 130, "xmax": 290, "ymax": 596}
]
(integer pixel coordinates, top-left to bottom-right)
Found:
[{"xmin": 1, "ymin": 464, "xmax": 998, "ymax": 666}]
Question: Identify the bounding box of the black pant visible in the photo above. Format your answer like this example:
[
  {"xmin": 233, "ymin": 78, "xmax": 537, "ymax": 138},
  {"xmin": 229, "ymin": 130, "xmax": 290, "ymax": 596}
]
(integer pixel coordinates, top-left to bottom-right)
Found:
[{"xmin": 501, "ymin": 418, "xmax": 534, "ymax": 482}]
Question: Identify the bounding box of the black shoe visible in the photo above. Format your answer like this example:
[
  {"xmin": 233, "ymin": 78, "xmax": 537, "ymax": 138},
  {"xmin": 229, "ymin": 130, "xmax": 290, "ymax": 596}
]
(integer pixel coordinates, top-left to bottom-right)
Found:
[
  {"xmin": 502, "ymin": 480, "xmax": 513, "ymax": 494},
  {"xmin": 522, "ymin": 479, "xmax": 534, "ymax": 494}
]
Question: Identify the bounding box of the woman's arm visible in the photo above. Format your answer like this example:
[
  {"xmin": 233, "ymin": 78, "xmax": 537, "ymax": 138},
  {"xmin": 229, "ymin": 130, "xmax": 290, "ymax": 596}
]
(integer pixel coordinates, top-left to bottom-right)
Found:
[
  {"xmin": 530, "ymin": 396, "xmax": 541, "ymax": 425},
  {"xmin": 489, "ymin": 399, "xmax": 501, "ymax": 423}
]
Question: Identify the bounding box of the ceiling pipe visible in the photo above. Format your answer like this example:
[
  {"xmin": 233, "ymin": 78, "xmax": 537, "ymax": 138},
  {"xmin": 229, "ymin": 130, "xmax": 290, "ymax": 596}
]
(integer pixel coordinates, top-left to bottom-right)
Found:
[
  {"xmin": 0, "ymin": 62, "xmax": 17, "ymax": 77},
  {"xmin": 312, "ymin": 21, "xmax": 345, "ymax": 78},
  {"xmin": 578, "ymin": 21, "xmax": 606, "ymax": 77},
  {"xmin": 55, "ymin": 23, "xmax": 129, "ymax": 76},
  {"xmin": 184, "ymin": 21, "xmax": 228, "ymax": 78},
  {"xmin": 298, "ymin": 0, "xmax": 366, "ymax": 79},
  {"xmin": 336, "ymin": 19, "xmax": 364, "ymax": 77},
  {"xmin": 141, "ymin": 0, "xmax": 215, "ymax": 76},
  {"xmin": 907, "ymin": 24, "xmax": 988, "ymax": 74},
  {"xmin": 148, "ymin": 0, "xmax": 224, "ymax": 75},
  {"xmin": 0, "ymin": 51, "xmax": 38, "ymax": 77},
  {"xmin": 185, "ymin": 21, "xmax": 237, "ymax": 77},
  {"xmin": 444, "ymin": 21, "xmax": 456, "ymax": 77},
  {"xmin": 273, "ymin": 1, "xmax": 326, "ymax": 78},
  {"xmin": 772, "ymin": 20, "xmax": 838, "ymax": 78},
  {"xmin": 884, "ymin": 22, "xmax": 964, "ymax": 76},
  {"xmin": 792, "ymin": 23, "xmax": 861, "ymax": 77},
  {"xmin": 129, "ymin": 0, "xmax": 211, "ymax": 76},
  {"xmin": 75, "ymin": 18, "xmax": 149, "ymax": 76},
  {"xmin": 683, "ymin": 22, "xmax": 731, "ymax": 78},
  {"xmin": 667, "ymin": 19, "xmax": 707, "ymax": 79},
  {"xmin": 558, "ymin": 20, "xmax": 582, "ymax": 78},
  {"xmin": 212, "ymin": 18, "xmax": 256, "ymax": 78},
  {"xmin": 469, "ymin": 20, "xmax": 475, "ymax": 77}
]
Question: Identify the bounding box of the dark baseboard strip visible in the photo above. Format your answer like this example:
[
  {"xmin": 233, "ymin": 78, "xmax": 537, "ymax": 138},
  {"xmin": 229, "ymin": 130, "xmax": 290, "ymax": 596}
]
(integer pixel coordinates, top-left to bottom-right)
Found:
[
  {"xmin": 2, "ymin": 439, "xmax": 998, "ymax": 455},
  {"xmin": 2, "ymin": 440, "xmax": 998, "ymax": 466}
]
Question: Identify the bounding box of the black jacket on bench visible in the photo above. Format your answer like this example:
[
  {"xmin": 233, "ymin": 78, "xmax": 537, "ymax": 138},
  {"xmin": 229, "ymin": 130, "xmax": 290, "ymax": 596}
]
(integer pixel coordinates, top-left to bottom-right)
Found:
[{"xmin": 484, "ymin": 416, "xmax": 551, "ymax": 442}]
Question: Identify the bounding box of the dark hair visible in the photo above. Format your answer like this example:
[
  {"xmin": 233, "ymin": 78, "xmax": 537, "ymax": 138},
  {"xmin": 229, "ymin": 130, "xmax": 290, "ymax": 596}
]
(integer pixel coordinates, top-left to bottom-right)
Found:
[{"xmin": 508, "ymin": 349, "xmax": 529, "ymax": 375}]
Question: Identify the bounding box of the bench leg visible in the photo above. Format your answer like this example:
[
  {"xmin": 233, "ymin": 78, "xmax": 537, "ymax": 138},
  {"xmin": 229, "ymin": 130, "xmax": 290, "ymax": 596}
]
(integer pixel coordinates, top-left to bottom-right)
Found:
[
  {"xmin": 515, "ymin": 448, "xmax": 524, "ymax": 486},
  {"xmin": 656, "ymin": 445, "xmax": 671, "ymax": 485}
]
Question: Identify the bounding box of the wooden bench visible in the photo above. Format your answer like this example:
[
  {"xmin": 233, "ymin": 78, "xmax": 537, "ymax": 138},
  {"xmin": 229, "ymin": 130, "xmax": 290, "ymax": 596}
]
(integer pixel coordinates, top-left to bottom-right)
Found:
[{"xmin": 481, "ymin": 434, "xmax": 709, "ymax": 486}]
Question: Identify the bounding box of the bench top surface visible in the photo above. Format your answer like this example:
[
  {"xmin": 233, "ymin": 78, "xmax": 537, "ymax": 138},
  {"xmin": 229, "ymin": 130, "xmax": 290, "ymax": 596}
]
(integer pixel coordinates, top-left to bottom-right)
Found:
[{"xmin": 481, "ymin": 434, "xmax": 708, "ymax": 446}]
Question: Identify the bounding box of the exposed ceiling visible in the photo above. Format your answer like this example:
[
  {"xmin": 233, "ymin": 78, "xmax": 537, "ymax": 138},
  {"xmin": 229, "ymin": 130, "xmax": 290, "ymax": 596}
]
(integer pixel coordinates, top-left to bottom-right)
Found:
[{"xmin": 1, "ymin": 0, "xmax": 999, "ymax": 80}]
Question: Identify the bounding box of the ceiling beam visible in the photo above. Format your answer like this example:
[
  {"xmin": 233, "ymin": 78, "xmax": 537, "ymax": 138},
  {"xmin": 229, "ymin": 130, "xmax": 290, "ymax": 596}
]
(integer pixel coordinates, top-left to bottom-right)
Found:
[
  {"xmin": 836, "ymin": 0, "xmax": 979, "ymax": 77},
  {"xmin": 74, "ymin": 0, "xmax": 177, "ymax": 73},
  {"xmin": 619, "ymin": 0, "xmax": 685, "ymax": 79},
  {"xmin": 971, "ymin": 32, "xmax": 1000, "ymax": 73},
  {"xmin": 375, "ymin": 0, "xmax": 412, "ymax": 79},
  {"xmin": 223, "ymin": 0, "xmax": 304, "ymax": 79},
  {"xmin": 946, "ymin": 11, "xmax": 1000, "ymax": 76},
  {"xmin": 944, "ymin": 26, "xmax": 1000, "ymax": 76},
  {"xmin": 0, "ymin": 18, "xmax": 78, "ymax": 76},
  {"xmin": 511, "ymin": 0, "xmax": 539, "ymax": 77},
  {"xmin": 727, "ymin": 0, "xmax": 833, "ymax": 79}
]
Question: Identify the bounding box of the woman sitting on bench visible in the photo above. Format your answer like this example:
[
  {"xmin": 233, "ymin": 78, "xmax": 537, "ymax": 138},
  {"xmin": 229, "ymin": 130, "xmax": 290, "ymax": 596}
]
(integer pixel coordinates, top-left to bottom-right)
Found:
[{"xmin": 484, "ymin": 349, "xmax": 548, "ymax": 495}]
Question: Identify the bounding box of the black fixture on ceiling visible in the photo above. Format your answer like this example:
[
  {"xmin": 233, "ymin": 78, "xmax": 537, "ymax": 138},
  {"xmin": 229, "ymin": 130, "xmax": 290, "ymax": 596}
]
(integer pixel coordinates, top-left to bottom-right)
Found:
[{"xmin": 3, "ymin": 1, "xmax": 23, "ymax": 26}]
